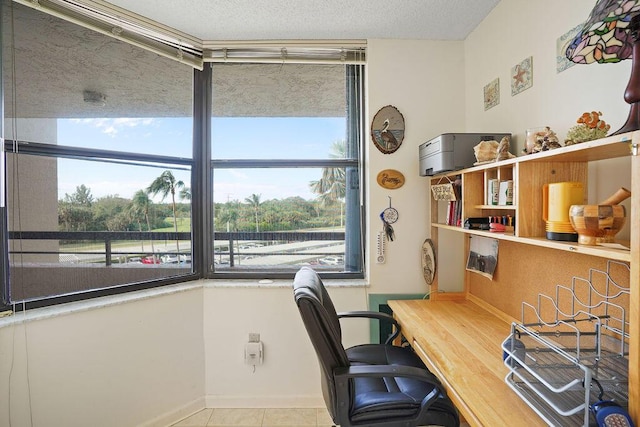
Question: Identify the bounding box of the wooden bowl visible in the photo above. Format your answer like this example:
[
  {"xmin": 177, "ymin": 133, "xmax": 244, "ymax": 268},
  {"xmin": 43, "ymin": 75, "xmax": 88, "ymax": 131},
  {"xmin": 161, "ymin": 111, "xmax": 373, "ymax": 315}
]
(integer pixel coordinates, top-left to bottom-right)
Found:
[{"xmin": 569, "ymin": 205, "xmax": 626, "ymax": 245}]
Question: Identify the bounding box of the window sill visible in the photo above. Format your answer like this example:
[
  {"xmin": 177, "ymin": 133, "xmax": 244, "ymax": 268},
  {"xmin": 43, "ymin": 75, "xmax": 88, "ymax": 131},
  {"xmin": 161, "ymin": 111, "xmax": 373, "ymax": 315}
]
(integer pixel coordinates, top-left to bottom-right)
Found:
[
  {"xmin": 203, "ymin": 278, "xmax": 369, "ymax": 288},
  {"xmin": 0, "ymin": 278, "xmax": 368, "ymax": 328},
  {"xmin": 0, "ymin": 281, "xmax": 202, "ymax": 328}
]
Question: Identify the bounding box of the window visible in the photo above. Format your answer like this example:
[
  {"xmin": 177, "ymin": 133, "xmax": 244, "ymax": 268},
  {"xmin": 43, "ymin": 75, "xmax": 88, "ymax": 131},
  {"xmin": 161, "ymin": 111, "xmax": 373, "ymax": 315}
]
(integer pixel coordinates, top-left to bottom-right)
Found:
[
  {"xmin": 0, "ymin": 0, "xmax": 366, "ymax": 311},
  {"xmin": 1, "ymin": 1, "xmax": 196, "ymax": 309},
  {"xmin": 209, "ymin": 63, "xmax": 365, "ymax": 278}
]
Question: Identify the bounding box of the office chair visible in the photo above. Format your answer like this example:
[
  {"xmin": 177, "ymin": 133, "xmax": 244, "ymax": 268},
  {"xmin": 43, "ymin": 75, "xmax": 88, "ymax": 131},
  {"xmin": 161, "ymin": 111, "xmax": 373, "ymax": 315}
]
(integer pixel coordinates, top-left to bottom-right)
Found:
[{"xmin": 293, "ymin": 266, "xmax": 460, "ymax": 427}]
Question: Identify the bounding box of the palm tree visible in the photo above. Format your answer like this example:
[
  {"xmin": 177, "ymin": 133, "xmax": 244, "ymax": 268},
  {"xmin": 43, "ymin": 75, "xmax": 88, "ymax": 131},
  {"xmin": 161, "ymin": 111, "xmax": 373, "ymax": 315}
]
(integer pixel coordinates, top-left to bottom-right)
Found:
[
  {"xmin": 309, "ymin": 140, "xmax": 346, "ymax": 226},
  {"xmin": 244, "ymin": 193, "xmax": 262, "ymax": 232},
  {"xmin": 218, "ymin": 201, "xmax": 240, "ymax": 232},
  {"xmin": 179, "ymin": 187, "xmax": 191, "ymax": 200},
  {"xmin": 130, "ymin": 190, "xmax": 154, "ymax": 254},
  {"xmin": 147, "ymin": 170, "xmax": 185, "ymax": 253}
]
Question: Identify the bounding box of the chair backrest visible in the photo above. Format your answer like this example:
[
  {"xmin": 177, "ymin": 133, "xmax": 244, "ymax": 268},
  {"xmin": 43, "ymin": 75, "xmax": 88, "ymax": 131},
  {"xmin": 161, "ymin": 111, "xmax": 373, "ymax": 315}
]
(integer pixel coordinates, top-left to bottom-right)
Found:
[{"xmin": 293, "ymin": 266, "xmax": 349, "ymax": 420}]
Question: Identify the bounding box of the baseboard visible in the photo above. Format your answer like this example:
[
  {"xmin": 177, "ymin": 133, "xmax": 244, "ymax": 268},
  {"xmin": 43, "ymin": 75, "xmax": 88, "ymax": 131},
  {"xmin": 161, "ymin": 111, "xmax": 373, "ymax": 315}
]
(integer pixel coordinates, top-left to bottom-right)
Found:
[
  {"xmin": 205, "ymin": 394, "xmax": 325, "ymax": 408},
  {"xmin": 138, "ymin": 396, "xmax": 206, "ymax": 427}
]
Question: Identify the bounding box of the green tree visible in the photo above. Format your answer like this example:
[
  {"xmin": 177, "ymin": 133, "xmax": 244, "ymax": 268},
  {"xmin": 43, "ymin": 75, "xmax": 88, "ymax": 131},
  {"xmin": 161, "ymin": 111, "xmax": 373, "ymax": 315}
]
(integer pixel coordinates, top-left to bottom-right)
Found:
[
  {"xmin": 309, "ymin": 140, "xmax": 346, "ymax": 226},
  {"xmin": 58, "ymin": 203, "xmax": 93, "ymax": 232},
  {"xmin": 147, "ymin": 170, "xmax": 185, "ymax": 253},
  {"xmin": 93, "ymin": 196, "xmax": 130, "ymax": 231},
  {"xmin": 130, "ymin": 190, "xmax": 155, "ymax": 253},
  {"xmin": 59, "ymin": 185, "xmax": 95, "ymax": 231},
  {"xmin": 179, "ymin": 187, "xmax": 191, "ymax": 200},
  {"xmin": 217, "ymin": 201, "xmax": 240, "ymax": 232},
  {"xmin": 244, "ymin": 193, "xmax": 262, "ymax": 232},
  {"xmin": 64, "ymin": 184, "xmax": 94, "ymax": 206}
]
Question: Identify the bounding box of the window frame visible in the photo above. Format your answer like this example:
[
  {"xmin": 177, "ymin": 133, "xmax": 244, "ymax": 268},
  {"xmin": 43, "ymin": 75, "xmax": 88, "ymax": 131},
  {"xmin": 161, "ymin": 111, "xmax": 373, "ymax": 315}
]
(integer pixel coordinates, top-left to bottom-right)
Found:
[
  {"xmin": 207, "ymin": 63, "xmax": 366, "ymax": 280},
  {"xmin": 208, "ymin": 159, "xmax": 361, "ymax": 280},
  {"xmin": 0, "ymin": 1, "xmax": 366, "ymax": 311},
  {"xmin": 1, "ymin": 135, "xmax": 201, "ymax": 311}
]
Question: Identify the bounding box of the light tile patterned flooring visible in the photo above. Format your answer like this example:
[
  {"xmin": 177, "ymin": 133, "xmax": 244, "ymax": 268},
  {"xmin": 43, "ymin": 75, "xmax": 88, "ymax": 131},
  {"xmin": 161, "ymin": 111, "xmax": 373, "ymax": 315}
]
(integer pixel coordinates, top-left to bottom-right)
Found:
[
  {"xmin": 170, "ymin": 407, "xmax": 472, "ymax": 427},
  {"xmin": 170, "ymin": 408, "xmax": 335, "ymax": 427}
]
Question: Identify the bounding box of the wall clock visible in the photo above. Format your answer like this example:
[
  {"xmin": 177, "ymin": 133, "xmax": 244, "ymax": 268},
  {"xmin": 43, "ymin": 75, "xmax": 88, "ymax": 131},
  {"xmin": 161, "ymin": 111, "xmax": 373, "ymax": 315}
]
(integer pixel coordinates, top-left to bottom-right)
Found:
[{"xmin": 370, "ymin": 105, "xmax": 404, "ymax": 154}]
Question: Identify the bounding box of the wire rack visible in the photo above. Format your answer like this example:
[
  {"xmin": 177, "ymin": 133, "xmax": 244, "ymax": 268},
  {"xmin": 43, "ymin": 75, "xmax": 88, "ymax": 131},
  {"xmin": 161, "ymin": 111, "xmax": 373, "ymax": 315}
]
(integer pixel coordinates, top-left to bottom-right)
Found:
[{"xmin": 501, "ymin": 260, "xmax": 630, "ymax": 426}]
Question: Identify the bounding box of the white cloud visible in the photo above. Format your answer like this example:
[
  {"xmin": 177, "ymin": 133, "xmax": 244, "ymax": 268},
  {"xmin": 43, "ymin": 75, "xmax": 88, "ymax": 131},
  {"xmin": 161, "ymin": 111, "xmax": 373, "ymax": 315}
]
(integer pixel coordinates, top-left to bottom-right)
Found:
[{"xmin": 71, "ymin": 118, "xmax": 156, "ymax": 136}]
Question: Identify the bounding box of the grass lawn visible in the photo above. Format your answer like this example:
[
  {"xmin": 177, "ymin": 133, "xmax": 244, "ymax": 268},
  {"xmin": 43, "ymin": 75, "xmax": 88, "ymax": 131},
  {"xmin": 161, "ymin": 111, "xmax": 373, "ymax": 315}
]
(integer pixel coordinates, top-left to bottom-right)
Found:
[{"xmin": 153, "ymin": 217, "xmax": 191, "ymax": 232}]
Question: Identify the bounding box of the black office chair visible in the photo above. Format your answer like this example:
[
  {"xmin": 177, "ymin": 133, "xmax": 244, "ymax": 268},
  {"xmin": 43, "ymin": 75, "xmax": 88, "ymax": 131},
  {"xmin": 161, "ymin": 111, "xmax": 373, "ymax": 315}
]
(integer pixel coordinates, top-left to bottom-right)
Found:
[{"xmin": 293, "ymin": 266, "xmax": 460, "ymax": 427}]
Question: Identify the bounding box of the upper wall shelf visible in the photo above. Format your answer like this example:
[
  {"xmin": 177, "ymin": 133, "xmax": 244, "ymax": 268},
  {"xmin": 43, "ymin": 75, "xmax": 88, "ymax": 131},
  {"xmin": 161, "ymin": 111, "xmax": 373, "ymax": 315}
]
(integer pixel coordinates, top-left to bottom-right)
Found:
[{"xmin": 429, "ymin": 131, "xmax": 637, "ymax": 262}]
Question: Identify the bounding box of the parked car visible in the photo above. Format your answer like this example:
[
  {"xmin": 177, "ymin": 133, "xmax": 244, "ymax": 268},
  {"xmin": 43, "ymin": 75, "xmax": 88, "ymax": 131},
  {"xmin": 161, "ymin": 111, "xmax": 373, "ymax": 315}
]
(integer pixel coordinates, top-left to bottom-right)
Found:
[{"xmin": 319, "ymin": 256, "xmax": 344, "ymax": 265}]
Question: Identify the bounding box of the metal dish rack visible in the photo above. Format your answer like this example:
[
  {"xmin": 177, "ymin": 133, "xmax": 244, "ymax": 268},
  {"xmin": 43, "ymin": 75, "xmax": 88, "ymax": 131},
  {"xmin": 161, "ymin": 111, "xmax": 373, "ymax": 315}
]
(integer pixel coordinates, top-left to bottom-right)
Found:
[{"xmin": 501, "ymin": 260, "xmax": 630, "ymax": 426}]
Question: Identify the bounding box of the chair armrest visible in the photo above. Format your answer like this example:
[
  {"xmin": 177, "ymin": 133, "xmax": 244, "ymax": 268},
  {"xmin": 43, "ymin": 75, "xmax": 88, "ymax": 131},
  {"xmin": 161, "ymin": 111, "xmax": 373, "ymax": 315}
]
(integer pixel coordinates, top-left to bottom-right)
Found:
[
  {"xmin": 336, "ymin": 364, "xmax": 441, "ymax": 388},
  {"xmin": 334, "ymin": 364, "xmax": 443, "ymax": 420},
  {"xmin": 337, "ymin": 310, "xmax": 400, "ymax": 344}
]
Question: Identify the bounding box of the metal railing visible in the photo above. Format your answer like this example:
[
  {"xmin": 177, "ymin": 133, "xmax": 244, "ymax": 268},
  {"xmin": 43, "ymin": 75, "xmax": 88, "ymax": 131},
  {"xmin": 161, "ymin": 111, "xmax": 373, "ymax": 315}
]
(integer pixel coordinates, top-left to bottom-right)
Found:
[{"xmin": 8, "ymin": 230, "xmax": 346, "ymax": 267}]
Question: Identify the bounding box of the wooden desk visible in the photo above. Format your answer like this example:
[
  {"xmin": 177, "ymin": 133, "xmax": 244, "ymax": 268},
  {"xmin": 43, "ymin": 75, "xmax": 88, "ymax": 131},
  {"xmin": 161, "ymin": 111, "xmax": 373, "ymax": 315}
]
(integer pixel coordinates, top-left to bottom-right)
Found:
[{"xmin": 388, "ymin": 299, "xmax": 546, "ymax": 427}]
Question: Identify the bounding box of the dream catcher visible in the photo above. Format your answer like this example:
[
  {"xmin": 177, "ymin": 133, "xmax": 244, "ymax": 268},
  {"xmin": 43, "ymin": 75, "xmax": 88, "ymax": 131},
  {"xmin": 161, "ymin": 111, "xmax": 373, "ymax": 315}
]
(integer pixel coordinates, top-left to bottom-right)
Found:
[{"xmin": 380, "ymin": 196, "xmax": 398, "ymax": 241}]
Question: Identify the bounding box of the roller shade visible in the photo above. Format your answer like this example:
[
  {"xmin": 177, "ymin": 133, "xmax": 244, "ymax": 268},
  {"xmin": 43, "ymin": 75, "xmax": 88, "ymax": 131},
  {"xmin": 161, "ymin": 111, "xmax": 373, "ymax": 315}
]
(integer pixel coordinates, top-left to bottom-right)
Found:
[
  {"xmin": 204, "ymin": 40, "xmax": 367, "ymax": 64},
  {"xmin": 12, "ymin": 0, "xmax": 204, "ymax": 69},
  {"xmin": 11, "ymin": 0, "xmax": 366, "ymax": 67}
]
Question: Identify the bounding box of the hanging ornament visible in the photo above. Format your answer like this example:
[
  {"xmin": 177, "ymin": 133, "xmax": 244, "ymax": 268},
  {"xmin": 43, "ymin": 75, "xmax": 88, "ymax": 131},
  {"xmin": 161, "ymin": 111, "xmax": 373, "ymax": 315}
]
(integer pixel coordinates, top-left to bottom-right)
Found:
[
  {"xmin": 380, "ymin": 196, "xmax": 398, "ymax": 241},
  {"xmin": 381, "ymin": 196, "xmax": 399, "ymax": 224}
]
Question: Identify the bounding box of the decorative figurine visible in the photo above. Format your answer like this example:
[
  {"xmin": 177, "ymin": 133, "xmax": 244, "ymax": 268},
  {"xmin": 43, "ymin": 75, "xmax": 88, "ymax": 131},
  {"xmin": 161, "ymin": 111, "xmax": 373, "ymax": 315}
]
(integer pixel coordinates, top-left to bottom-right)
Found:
[
  {"xmin": 473, "ymin": 136, "xmax": 515, "ymax": 164},
  {"xmin": 495, "ymin": 136, "xmax": 515, "ymax": 161},
  {"xmin": 526, "ymin": 126, "xmax": 562, "ymax": 154},
  {"xmin": 565, "ymin": 111, "xmax": 611, "ymax": 145}
]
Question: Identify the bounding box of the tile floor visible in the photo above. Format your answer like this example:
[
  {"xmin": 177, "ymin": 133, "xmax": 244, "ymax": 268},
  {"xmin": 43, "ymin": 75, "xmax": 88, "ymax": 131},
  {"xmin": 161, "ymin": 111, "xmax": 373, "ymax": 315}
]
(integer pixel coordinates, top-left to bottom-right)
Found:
[
  {"xmin": 170, "ymin": 407, "xmax": 472, "ymax": 427},
  {"xmin": 170, "ymin": 408, "xmax": 334, "ymax": 427}
]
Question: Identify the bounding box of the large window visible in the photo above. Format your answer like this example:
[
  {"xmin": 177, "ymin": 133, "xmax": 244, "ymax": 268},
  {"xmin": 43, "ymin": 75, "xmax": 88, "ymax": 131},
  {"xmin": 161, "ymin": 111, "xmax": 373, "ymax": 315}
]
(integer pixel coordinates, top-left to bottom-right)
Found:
[
  {"xmin": 1, "ymin": 0, "xmax": 365, "ymax": 310},
  {"xmin": 210, "ymin": 63, "xmax": 364, "ymax": 277},
  {"xmin": 1, "ymin": 1, "xmax": 196, "ymax": 308}
]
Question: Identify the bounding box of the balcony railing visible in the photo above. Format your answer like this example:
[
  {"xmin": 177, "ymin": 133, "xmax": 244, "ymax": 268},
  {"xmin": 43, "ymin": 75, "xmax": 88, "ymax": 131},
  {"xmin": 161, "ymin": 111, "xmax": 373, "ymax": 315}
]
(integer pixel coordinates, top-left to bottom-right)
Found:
[{"xmin": 8, "ymin": 230, "xmax": 346, "ymax": 268}]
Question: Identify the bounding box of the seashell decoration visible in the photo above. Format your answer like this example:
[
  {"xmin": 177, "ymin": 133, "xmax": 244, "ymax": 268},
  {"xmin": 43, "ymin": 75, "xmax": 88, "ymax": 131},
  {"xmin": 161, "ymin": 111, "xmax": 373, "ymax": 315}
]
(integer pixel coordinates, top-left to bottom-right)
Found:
[
  {"xmin": 528, "ymin": 126, "xmax": 562, "ymax": 154},
  {"xmin": 473, "ymin": 136, "xmax": 515, "ymax": 163},
  {"xmin": 474, "ymin": 140, "xmax": 499, "ymax": 163}
]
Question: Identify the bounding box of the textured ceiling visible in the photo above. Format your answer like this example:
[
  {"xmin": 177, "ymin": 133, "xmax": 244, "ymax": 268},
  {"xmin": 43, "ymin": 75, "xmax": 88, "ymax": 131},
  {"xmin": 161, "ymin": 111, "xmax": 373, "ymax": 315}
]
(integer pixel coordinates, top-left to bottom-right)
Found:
[{"xmin": 104, "ymin": 0, "xmax": 501, "ymax": 41}]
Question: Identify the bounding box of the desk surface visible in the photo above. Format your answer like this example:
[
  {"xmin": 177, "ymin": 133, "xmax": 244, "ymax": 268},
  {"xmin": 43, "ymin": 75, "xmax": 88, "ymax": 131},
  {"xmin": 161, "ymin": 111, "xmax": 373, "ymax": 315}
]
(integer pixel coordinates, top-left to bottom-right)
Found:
[{"xmin": 388, "ymin": 299, "xmax": 546, "ymax": 427}]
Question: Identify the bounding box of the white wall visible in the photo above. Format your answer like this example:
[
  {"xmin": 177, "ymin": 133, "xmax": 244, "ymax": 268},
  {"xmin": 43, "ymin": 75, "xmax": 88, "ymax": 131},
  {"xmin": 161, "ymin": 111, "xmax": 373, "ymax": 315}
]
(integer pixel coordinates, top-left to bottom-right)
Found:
[
  {"xmin": 0, "ymin": 286, "xmax": 205, "ymax": 427},
  {"xmin": 366, "ymin": 39, "xmax": 467, "ymax": 294},
  {"xmin": 202, "ymin": 283, "xmax": 369, "ymax": 408}
]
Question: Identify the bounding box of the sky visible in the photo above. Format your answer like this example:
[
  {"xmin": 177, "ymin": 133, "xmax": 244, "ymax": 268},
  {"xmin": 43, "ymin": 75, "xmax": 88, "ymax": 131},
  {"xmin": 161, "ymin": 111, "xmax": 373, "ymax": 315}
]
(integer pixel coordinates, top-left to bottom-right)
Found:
[{"xmin": 57, "ymin": 116, "xmax": 346, "ymax": 203}]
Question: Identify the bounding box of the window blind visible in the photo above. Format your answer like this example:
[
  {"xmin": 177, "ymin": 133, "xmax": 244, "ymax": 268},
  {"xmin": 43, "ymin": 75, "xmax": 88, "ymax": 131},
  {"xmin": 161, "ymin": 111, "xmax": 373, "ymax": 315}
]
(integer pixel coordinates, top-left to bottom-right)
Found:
[
  {"xmin": 12, "ymin": 0, "xmax": 204, "ymax": 69},
  {"xmin": 204, "ymin": 40, "xmax": 367, "ymax": 64},
  {"xmin": 11, "ymin": 1, "xmax": 366, "ymax": 67}
]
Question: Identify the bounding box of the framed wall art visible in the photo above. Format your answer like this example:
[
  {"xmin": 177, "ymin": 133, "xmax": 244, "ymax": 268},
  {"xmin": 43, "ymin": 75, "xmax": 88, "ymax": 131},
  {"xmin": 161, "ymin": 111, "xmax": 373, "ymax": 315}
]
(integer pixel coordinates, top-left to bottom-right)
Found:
[
  {"xmin": 511, "ymin": 56, "xmax": 533, "ymax": 96},
  {"xmin": 483, "ymin": 78, "xmax": 500, "ymax": 111},
  {"xmin": 371, "ymin": 105, "xmax": 405, "ymax": 154}
]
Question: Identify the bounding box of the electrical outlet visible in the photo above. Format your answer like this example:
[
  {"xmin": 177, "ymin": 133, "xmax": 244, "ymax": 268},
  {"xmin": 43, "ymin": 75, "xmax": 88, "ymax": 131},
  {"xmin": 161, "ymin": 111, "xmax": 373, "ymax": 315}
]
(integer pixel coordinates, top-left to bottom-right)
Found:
[
  {"xmin": 249, "ymin": 333, "xmax": 260, "ymax": 343},
  {"xmin": 245, "ymin": 341, "xmax": 263, "ymax": 366}
]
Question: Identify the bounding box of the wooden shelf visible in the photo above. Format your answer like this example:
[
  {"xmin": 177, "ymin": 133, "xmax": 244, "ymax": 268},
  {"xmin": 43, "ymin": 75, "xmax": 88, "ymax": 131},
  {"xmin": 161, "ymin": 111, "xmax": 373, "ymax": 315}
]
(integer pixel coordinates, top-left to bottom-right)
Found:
[
  {"xmin": 428, "ymin": 131, "xmax": 639, "ymax": 424},
  {"xmin": 430, "ymin": 131, "xmax": 637, "ymax": 263},
  {"xmin": 428, "ymin": 131, "xmax": 635, "ymax": 182},
  {"xmin": 474, "ymin": 204, "xmax": 516, "ymax": 210},
  {"xmin": 432, "ymin": 223, "xmax": 631, "ymax": 262},
  {"xmin": 517, "ymin": 131, "xmax": 634, "ymax": 163}
]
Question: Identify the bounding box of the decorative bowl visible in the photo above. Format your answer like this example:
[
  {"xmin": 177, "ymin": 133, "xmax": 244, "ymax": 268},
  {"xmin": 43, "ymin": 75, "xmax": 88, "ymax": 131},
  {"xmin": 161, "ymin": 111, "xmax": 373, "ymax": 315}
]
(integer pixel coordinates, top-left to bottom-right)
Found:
[{"xmin": 569, "ymin": 205, "xmax": 626, "ymax": 245}]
